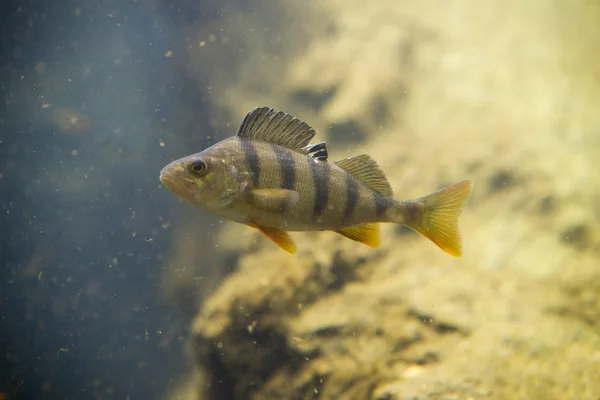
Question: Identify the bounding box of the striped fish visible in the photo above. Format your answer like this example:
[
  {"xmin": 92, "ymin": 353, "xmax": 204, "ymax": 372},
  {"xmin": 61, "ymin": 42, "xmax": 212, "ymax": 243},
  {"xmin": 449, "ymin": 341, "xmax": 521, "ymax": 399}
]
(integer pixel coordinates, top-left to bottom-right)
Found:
[{"xmin": 160, "ymin": 107, "xmax": 473, "ymax": 256}]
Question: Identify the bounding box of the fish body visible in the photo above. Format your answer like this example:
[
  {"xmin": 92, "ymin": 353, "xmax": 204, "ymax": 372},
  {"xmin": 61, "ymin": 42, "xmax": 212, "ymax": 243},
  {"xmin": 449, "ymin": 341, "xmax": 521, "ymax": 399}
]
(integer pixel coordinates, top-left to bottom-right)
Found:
[{"xmin": 160, "ymin": 107, "xmax": 473, "ymax": 256}]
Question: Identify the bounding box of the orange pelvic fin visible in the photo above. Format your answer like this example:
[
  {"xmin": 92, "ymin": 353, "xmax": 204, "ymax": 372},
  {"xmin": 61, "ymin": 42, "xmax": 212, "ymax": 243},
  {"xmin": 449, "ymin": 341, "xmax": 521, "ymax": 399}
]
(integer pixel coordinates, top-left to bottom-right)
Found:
[{"xmin": 253, "ymin": 223, "xmax": 297, "ymax": 253}]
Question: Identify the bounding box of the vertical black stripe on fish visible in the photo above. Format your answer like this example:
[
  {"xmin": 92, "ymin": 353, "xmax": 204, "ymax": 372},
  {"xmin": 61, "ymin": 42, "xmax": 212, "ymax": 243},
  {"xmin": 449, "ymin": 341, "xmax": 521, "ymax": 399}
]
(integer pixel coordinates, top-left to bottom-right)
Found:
[
  {"xmin": 241, "ymin": 138, "xmax": 261, "ymax": 187},
  {"xmin": 309, "ymin": 159, "xmax": 330, "ymax": 221},
  {"xmin": 270, "ymin": 143, "xmax": 296, "ymax": 190},
  {"xmin": 343, "ymin": 174, "xmax": 359, "ymax": 223},
  {"xmin": 374, "ymin": 191, "xmax": 390, "ymax": 218}
]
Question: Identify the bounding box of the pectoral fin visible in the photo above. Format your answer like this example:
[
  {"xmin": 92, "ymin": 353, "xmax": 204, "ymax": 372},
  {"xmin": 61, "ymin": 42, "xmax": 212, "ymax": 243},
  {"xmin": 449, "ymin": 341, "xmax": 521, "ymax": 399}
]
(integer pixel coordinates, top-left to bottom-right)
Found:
[
  {"xmin": 334, "ymin": 223, "xmax": 381, "ymax": 248},
  {"xmin": 250, "ymin": 189, "xmax": 300, "ymax": 212},
  {"xmin": 252, "ymin": 224, "xmax": 297, "ymax": 253}
]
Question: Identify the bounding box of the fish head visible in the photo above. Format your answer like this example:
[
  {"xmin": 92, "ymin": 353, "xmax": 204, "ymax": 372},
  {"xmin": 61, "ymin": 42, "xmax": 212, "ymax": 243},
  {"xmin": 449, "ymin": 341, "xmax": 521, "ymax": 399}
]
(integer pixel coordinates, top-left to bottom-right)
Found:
[{"xmin": 160, "ymin": 150, "xmax": 246, "ymax": 210}]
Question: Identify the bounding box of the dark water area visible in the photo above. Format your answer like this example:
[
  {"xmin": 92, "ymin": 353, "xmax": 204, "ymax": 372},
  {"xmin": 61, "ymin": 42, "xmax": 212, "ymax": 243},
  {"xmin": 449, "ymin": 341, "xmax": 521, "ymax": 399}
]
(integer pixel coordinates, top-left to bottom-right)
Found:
[{"xmin": 0, "ymin": 1, "xmax": 220, "ymax": 398}]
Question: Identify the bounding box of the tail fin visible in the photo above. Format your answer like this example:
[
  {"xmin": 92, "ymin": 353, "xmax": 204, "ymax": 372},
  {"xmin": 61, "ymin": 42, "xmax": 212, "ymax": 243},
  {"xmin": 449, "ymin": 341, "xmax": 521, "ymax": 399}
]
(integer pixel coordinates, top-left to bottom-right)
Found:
[{"xmin": 404, "ymin": 180, "xmax": 473, "ymax": 257}]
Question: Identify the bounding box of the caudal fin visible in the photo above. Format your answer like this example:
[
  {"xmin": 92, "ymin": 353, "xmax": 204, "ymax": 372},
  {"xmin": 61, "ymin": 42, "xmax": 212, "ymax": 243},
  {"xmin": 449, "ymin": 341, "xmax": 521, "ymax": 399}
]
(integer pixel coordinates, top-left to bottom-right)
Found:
[{"xmin": 405, "ymin": 180, "xmax": 473, "ymax": 257}]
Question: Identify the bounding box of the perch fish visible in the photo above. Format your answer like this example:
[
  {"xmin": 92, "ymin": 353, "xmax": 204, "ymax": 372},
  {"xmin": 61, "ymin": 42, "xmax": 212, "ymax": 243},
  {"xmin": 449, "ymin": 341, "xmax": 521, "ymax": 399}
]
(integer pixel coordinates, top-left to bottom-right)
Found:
[{"xmin": 160, "ymin": 107, "xmax": 473, "ymax": 256}]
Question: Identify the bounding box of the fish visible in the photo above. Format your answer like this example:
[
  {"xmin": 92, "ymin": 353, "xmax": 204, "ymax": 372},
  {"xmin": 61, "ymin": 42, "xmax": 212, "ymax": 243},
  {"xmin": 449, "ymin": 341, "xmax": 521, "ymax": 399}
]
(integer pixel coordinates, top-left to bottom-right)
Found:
[{"xmin": 160, "ymin": 106, "xmax": 473, "ymax": 256}]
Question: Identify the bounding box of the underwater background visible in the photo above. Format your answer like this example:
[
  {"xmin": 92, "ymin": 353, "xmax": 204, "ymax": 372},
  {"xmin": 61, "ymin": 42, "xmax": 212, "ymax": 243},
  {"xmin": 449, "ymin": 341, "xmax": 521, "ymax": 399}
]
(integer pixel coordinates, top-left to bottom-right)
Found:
[{"xmin": 2, "ymin": 0, "xmax": 600, "ymax": 399}]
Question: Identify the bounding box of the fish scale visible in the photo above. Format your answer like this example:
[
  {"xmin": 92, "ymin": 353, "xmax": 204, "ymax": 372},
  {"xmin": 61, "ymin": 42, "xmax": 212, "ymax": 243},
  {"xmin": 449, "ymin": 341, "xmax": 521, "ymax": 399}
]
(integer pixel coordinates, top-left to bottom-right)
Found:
[
  {"xmin": 160, "ymin": 106, "xmax": 473, "ymax": 256},
  {"xmin": 237, "ymin": 137, "xmax": 379, "ymax": 230}
]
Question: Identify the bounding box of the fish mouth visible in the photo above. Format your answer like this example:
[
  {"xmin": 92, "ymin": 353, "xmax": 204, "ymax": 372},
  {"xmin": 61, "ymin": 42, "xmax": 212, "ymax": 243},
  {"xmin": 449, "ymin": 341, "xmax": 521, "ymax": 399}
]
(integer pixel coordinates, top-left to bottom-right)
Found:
[
  {"xmin": 159, "ymin": 162, "xmax": 186, "ymax": 194},
  {"xmin": 159, "ymin": 165, "xmax": 171, "ymax": 187}
]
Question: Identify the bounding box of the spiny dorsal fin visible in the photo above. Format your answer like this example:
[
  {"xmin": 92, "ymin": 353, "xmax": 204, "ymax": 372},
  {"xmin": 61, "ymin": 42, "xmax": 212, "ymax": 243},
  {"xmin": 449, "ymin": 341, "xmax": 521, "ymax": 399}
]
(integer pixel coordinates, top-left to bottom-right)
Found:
[
  {"xmin": 236, "ymin": 107, "xmax": 317, "ymax": 152},
  {"xmin": 334, "ymin": 154, "xmax": 393, "ymax": 196},
  {"xmin": 301, "ymin": 141, "xmax": 328, "ymax": 161}
]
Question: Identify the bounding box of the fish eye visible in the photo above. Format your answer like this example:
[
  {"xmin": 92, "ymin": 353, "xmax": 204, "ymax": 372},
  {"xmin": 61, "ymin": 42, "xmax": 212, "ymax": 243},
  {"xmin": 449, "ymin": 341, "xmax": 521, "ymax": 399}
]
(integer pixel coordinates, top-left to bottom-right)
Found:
[{"xmin": 189, "ymin": 159, "xmax": 208, "ymax": 175}]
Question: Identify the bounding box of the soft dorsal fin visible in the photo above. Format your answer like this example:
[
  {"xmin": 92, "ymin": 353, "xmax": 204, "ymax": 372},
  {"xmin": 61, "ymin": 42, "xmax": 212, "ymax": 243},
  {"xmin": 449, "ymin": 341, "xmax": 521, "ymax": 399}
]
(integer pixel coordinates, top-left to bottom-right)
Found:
[
  {"xmin": 334, "ymin": 154, "xmax": 393, "ymax": 196},
  {"xmin": 236, "ymin": 106, "xmax": 318, "ymax": 152}
]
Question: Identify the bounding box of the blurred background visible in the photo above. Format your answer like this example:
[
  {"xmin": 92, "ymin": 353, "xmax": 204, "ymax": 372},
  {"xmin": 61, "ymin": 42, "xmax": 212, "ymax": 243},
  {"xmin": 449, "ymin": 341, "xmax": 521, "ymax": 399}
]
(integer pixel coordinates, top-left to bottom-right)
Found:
[
  {"xmin": 2, "ymin": 0, "xmax": 600, "ymax": 399},
  {"xmin": 0, "ymin": 0, "xmax": 231, "ymax": 398}
]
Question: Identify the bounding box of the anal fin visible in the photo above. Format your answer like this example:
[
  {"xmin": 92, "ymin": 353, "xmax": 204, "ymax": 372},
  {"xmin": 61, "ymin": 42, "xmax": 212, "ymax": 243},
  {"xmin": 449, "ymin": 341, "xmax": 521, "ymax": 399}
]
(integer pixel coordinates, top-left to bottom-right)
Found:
[
  {"xmin": 334, "ymin": 223, "xmax": 381, "ymax": 248},
  {"xmin": 252, "ymin": 224, "xmax": 297, "ymax": 253}
]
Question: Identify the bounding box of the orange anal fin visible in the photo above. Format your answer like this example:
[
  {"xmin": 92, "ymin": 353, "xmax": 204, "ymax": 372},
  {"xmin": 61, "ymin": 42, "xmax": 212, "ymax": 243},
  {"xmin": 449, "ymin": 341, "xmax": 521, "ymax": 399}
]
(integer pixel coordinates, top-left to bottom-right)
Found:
[
  {"xmin": 334, "ymin": 223, "xmax": 381, "ymax": 248},
  {"xmin": 252, "ymin": 224, "xmax": 297, "ymax": 253}
]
